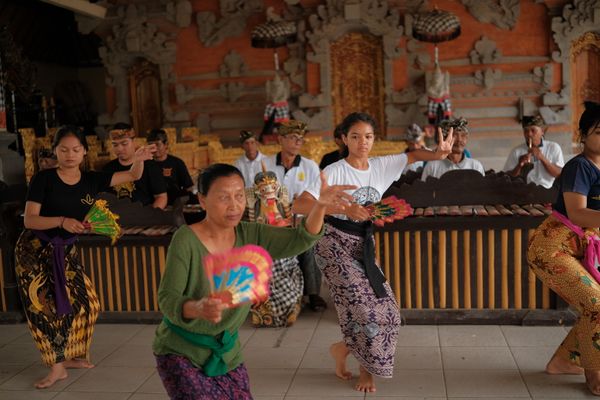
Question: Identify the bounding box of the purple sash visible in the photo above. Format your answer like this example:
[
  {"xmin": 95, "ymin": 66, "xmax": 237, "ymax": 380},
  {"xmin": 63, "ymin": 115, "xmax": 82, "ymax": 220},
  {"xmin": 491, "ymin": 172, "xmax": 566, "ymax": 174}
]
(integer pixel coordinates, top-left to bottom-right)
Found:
[
  {"xmin": 552, "ymin": 210, "xmax": 600, "ymax": 284},
  {"xmin": 32, "ymin": 230, "xmax": 77, "ymax": 315}
]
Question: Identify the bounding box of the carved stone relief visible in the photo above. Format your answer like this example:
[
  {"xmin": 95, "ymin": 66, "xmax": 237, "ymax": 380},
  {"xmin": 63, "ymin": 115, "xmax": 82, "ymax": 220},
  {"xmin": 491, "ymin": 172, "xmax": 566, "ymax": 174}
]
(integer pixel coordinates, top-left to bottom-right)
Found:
[
  {"xmin": 474, "ymin": 68, "xmax": 503, "ymax": 89},
  {"xmin": 196, "ymin": 0, "xmax": 263, "ymax": 47},
  {"xmin": 548, "ymin": 0, "xmax": 600, "ymax": 122},
  {"xmin": 166, "ymin": 0, "xmax": 192, "ymax": 28},
  {"xmin": 533, "ymin": 63, "xmax": 553, "ymax": 90},
  {"xmin": 97, "ymin": 4, "xmax": 184, "ymax": 126},
  {"xmin": 219, "ymin": 50, "xmax": 247, "ymax": 77},
  {"xmin": 469, "ymin": 36, "xmax": 502, "ymax": 64},
  {"xmin": 461, "ymin": 0, "xmax": 520, "ymax": 30},
  {"xmin": 298, "ymin": 0, "xmax": 404, "ymax": 130}
]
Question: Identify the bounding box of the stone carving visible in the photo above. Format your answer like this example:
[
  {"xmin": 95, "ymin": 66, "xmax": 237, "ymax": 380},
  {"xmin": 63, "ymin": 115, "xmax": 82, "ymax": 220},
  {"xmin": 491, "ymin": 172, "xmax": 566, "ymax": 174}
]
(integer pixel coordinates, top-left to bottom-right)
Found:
[
  {"xmin": 98, "ymin": 4, "xmax": 180, "ymax": 125},
  {"xmin": 266, "ymin": 74, "xmax": 290, "ymax": 103},
  {"xmin": 219, "ymin": 50, "xmax": 247, "ymax": 77},
  {"xmin": 298, "ymin": 0, "xmax": 404, "ymax": 131},
  {"xmin": 196, "ymin": 0, "xmax": 263, "ymax": 47},
  {"xmin": 291, "ymin": 108, "xmax": 332, "ymax": 131},
  {"xmin": 220, "ymin": 82, "xmax": 245, "ymax": 103},
  {"xmin": 548, "ymin": 0, "xmax": 600, "ymax": 113},
  {"xmin": 474, "ymin": 68, "xmax": 503, "ymax": 89},
  {"xmin": 385, "ymin": 103, "xmax": 422, "ymax": 128},
  {"xmin": 461, "ymin": 0, "xmax": 520, "ymax": 30},
  {"xmin": 469, "ymin": 36, "xmax": 502, "ymax": 64},
  {"xmin": 533, "ymin": 63, "xmax": 552, "ymax": 90},
  {"xmin": 391, "ymin": 87, "xmax": 419, "ymax": 104},
  {"xmin": 166, "ymin": 0, "xmax": 192, "ymax": 28},
  {"xmin": 539, "ymin": 106, "xmax": 568, "ymax": 125}
]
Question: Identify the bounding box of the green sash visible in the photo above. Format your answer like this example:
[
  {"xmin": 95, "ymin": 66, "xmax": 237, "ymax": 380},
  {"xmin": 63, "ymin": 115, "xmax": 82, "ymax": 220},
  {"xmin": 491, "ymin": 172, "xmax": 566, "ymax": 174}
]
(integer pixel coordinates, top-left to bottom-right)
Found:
[{"xmin": 162, "ymin": 317, "xmax": 238, "ymax": 377}]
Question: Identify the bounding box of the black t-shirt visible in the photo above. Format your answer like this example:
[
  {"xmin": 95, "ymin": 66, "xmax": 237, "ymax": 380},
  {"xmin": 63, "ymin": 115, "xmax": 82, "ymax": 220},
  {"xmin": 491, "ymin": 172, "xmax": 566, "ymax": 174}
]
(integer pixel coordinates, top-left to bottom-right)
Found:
[
  {"xmin": 554, "ymin": 154, "xmax": 600, "ymax": 215},
  {"xmin": 154, "ymin": 155, "xmax": 194, "ymax": 204},
  {"xmin": 102, "ymin": 159, "xmax": 167, "ymax": 206},
  {"xmin": 27, "ymin": 168, "xmax": 113, "ymax": 237},
  {"xmin": 320, "ymin": 149, "xmax": 348, "ymax": 170}
]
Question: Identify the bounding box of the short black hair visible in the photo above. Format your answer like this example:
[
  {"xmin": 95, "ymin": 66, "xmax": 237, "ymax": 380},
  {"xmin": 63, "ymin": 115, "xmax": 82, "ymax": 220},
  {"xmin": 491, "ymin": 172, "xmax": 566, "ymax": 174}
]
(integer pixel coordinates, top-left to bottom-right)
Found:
[
  {"xmin": 197, "ymin": 163, "xmax": 244, "ymax": 196},
  {"xmin": 113, "ymin": 122, "xmax": 132, "ymax": 131},
  {"xmin": 579, "ymin": 101, "xmax": 600, "ymax": 143},
  {"xmin": 52, "ymin": 125, "xmax": 88, "ymax": 151},
  {"xmin": 339, "ymin": 112, "xmax": 378, "ymax": 136},
  {"xmin": 147, "ymin": 128, "xmax": 168, "ymax": 144}
]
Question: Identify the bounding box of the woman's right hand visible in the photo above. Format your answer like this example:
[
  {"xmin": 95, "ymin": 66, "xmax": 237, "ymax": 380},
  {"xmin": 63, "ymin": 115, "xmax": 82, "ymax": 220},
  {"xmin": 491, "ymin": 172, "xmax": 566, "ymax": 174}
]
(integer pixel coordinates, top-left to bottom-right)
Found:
[
  {"xmin": 62, "ymin": 218, "xmax": 87, "ymax": 234},
  {"xmin": 195, "ymin": 297, "xmax": 227, "ymax": 323},
  {"xmin": 345, "ymin": 203, "xmax": 371, "ymax": 221}
]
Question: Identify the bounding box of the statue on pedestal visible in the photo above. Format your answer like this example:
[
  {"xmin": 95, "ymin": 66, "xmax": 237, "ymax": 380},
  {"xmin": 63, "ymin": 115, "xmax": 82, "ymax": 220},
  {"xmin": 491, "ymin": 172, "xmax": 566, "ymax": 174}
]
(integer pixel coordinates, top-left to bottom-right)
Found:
[
  {"xmin": 426, "ymin": 62, "xmax": 452, "ymax": 126},
  {"xmin": 260, "ymin": 74, "xmax": 290, "ymax": 143}
]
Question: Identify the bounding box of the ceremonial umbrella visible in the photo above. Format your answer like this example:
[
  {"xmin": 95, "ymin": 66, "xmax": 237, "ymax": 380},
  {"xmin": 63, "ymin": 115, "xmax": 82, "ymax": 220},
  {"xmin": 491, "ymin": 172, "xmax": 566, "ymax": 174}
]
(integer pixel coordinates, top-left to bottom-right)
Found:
[
  {"xmin": 251, "ymin": 17, "xmax": 296, "ymax": 71},
  {"xmin": 413, "ymin": 8, "xmax": 461, "ymax": 63}
]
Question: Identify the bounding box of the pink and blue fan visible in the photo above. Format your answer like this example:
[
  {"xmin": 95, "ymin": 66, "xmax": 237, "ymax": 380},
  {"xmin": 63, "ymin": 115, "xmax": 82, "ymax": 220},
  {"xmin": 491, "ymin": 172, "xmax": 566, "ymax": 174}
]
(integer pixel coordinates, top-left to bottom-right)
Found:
[{"xmin": 203, "ymin": 245, "xmax": 273, "ymax": 308}]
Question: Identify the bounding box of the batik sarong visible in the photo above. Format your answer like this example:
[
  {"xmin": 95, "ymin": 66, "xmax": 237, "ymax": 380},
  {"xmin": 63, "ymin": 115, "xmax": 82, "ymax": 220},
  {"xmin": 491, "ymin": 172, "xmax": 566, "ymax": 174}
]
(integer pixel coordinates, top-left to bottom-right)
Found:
[
  {"xmin": 314, "ymin": 223, "xmax": 401, "ymax": 377},
  {"xmin": 14, "ymin": 229, "xmax": 100, "ymax": 366},
  {"xmin": 528, "ymin": 215, "xmax": 600, "ymax": 369},
  {"xmin": 251, "ymin": 256, "xmax": 303, "ymax": 327},
  {"xmin": 155, "ymin": 354, "xmax": 252, "ymax": 400}
]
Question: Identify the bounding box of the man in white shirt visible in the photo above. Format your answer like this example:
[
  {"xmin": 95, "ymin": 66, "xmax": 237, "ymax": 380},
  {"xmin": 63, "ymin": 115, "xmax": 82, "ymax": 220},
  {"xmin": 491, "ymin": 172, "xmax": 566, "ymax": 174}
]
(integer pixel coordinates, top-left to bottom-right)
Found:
[
  {"xmin": 503, "ymin": 115, "xmax": 564, "ymax": 188},
  {"xmin": 234, "ymin": 130, "xmax": 265, "ymax": 188},
  {"xmin": 421, "ymin": 117, "xmax": 485, "ymax": 181},
  {"xmin": 263, "ymin": 120, "xmax": 326, "ymax": 311}
]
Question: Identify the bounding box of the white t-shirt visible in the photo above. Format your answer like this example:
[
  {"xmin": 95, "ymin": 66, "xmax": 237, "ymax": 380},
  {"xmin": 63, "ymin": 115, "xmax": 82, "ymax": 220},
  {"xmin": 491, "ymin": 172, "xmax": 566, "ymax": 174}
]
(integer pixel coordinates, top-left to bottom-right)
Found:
[
  {"xmin": 234, "ymin": 152, "xmax": 265, "ymax": 188},
  {"xmin": 263, "ymin": 153, "xmax": 321, "ymax": 201},
  {"xmin": 306, "ymin": 154, "xmax": 408, "ymax": 209},
  {"xmin": 503, "ymin": 140, "xmax": 564, "ymax": 189},
  {"xmin": 403, "ymin": 160, "xmax": 424, "ymax": 174},
  {"xmin": 421, "ymin": 157, "xmax": 485, "ymax": 181}
]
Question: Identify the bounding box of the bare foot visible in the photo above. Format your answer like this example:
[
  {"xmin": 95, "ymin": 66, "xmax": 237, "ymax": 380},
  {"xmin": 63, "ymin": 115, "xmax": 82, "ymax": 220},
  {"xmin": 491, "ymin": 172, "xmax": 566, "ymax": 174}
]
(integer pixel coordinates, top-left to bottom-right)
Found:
[
  {"xmin": 585, "ymin": 369, "xmax": 600, "ymax": 396},
  {"xmin": 329, "ymin": 341, "xmax": 352, "ymax": 380},
  {"xmin": 34, "ymin": 363, "xmax": 68, "ymax": 389},
  {"xmin": 63, "ymin": 359, "xmax": 95, "ymax": 369},
  {"xmin": 355, "ymin": 365, "xmax": 376, "ymax": 393},
  {"xmin": 545, "ymin": 353, "xmax": 583, "ymax": 375}
]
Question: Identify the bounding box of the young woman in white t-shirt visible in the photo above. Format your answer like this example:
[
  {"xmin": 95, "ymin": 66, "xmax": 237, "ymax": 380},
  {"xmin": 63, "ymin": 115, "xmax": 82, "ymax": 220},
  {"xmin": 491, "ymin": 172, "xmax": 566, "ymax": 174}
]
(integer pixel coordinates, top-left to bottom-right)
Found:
[{"xmin": 294, "ymin": 112, "xmax": 453, "ymax": 392}]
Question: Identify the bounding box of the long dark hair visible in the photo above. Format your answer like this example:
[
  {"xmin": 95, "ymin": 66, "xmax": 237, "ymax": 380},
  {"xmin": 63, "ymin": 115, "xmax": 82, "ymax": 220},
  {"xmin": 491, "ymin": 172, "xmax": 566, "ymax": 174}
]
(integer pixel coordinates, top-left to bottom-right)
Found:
[
  {"xmin": 52, "ymin": 125, "xmax": 88, "ymax": 151},
  {"xmin": 580, "ymin": 101, "xmax": 600, "ymax": 143},
  {"xmin": 197, "ymin": 163, "xmax": 244, "ymax": 195},
  {"xmin": 339, "ymin": 112, "xmax": 378, "ymax": 136}
]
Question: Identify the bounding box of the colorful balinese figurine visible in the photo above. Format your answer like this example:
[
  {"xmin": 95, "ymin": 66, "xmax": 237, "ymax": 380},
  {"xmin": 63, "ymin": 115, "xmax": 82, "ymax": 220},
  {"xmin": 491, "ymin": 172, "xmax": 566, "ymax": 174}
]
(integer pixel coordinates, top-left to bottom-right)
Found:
[{"xmin": 246, "ymin": 165, "xmax": 303, "ymax": 327}]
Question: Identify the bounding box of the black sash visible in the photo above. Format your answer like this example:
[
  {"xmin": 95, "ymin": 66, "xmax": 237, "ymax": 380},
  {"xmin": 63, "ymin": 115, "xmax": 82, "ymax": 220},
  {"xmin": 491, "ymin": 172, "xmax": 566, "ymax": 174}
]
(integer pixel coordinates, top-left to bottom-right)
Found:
[{"xmin": 325, "ymin": 216, "xmax": 388, "ymax": 298}]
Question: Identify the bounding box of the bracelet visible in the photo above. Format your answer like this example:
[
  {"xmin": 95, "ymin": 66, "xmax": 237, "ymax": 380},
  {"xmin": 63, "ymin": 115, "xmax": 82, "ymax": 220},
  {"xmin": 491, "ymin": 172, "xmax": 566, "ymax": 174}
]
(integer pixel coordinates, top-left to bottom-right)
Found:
[{"xmin": 59, "ymin": 217, "xmax": 65, "ymax": 229}]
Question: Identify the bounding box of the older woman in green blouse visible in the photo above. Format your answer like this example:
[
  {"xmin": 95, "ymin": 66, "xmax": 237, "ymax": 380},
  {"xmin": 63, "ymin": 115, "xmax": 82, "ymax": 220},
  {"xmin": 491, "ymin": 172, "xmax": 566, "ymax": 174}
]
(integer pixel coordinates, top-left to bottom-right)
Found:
[{"xmin": 153, "ymin": 163, "xmax": 354, "ymax": 400}]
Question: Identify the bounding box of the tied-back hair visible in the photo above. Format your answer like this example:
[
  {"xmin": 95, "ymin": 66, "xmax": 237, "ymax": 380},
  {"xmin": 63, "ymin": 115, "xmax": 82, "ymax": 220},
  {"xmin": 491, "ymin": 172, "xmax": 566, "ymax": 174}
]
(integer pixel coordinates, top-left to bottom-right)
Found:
[
  {"xmin": 197, "ymin": 163, "xmax": 244, "ymax": 196},
  {"xmin": 580, "ymin": 101, "xmax": 600, "ymax": 143},
  {"xmin": 339, "ymin": 112, "xmax": 379, "ymax": 136},
  {"xmin": 52, "ymin": 125, "xmax": 88, "ymax": 151}
]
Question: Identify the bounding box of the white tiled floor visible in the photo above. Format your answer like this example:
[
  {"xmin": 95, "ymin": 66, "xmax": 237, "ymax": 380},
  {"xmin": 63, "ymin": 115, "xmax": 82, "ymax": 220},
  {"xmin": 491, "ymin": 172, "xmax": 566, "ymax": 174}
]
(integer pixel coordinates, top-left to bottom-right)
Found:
[{"xmin": 0, "ymin": 308, "xmax": 592, "ymax": 400}]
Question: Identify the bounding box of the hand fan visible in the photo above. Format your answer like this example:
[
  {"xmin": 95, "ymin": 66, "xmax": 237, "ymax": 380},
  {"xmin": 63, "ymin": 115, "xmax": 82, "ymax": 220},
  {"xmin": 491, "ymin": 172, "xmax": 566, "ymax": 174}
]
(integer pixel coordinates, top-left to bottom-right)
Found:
[
  {"xmin": 83, "ymin": 200, "xmax": 122, "ymax": 244},
  {"xmin": 203, "ymin": 244, "xmax": 273, "ymax": 308},
  {"xmin": 365, "ymin": 196, "xmax": 413, "ymax": 227}
]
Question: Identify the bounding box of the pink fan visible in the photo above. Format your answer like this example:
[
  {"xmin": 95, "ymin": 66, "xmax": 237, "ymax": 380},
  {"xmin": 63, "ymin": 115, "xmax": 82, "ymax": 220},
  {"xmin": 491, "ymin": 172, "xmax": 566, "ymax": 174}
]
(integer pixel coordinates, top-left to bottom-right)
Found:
[
  {"xmin": 366, "ymin": 196, "xmax": 413, "ymax": 227},
  {"xmin": 203, "ymin": 245, "xmax": 273, "ymax": 308}
]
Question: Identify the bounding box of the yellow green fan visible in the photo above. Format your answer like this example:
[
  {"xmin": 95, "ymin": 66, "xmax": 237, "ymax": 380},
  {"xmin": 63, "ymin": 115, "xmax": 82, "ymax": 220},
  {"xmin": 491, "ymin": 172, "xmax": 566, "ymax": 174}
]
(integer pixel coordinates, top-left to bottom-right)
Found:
[{"xmin": 83, "ymin": 200, "xmax": 122, "ymax": 244}]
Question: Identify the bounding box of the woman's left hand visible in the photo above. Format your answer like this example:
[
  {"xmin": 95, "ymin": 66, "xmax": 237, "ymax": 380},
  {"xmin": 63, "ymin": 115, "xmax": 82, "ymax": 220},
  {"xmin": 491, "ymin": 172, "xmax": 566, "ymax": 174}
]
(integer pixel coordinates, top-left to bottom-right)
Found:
[
  {"xmin": 134, "ymin": 144, "xmax": 156, "ymax": 162},
  {"xmin": 434, "ymin": 127, "xmax": 454, "ymax": 159},
  {"xmin": 315, "ymin": 172, "xmax": 356, "ymax": 210}
]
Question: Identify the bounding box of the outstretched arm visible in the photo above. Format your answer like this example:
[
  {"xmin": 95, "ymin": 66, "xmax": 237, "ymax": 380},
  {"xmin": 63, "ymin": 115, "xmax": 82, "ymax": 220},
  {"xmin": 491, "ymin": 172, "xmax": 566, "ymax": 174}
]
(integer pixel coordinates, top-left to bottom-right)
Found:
[
  {"xmin": 407, "ymin": 127, "xmax": 454, "ymax": 165},
  {"xmin": 110, "ymin": 144, "xmax": 156, "ymax": 186}
]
